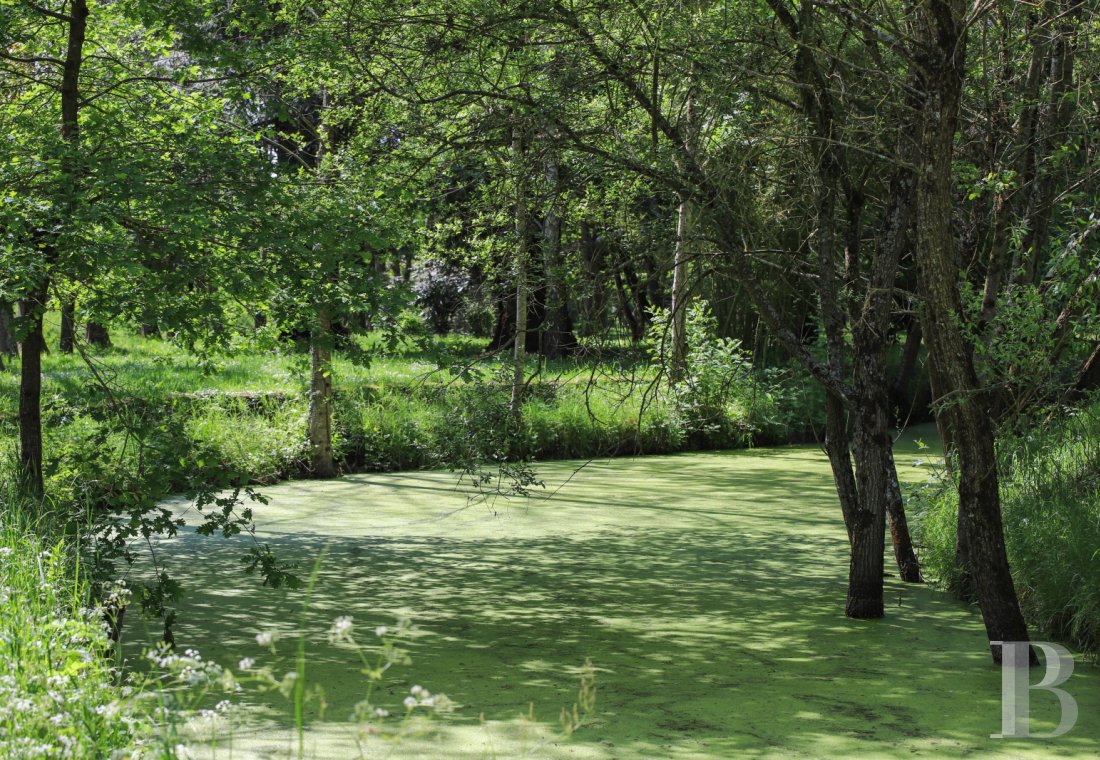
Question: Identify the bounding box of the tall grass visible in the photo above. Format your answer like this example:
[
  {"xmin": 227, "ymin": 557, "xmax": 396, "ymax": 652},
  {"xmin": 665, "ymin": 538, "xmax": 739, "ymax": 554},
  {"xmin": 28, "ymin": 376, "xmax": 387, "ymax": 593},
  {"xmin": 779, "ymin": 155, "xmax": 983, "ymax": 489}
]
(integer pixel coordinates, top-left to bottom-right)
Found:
[
  {"xmin": 910, "ymin": 400, "xmax": 1100, "ymax": 654},
  {"xmin": 0, "ymin": 492, "xmax": 138, "ymax": 757}
]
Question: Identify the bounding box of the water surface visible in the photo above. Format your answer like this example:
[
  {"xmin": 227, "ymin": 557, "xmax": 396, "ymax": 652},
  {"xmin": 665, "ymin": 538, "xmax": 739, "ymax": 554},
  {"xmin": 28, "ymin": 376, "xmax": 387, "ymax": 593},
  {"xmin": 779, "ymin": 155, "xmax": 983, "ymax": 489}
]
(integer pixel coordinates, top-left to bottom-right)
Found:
[{"xmin": 142, "ymin": 429, "xmax": 1100, "ymax": 758}]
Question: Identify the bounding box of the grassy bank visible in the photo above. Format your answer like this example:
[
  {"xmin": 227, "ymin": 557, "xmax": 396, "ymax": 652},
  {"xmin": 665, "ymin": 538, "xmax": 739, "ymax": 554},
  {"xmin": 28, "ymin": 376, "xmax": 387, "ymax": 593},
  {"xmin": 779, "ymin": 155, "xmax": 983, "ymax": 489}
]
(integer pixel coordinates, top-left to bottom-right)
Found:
[
  {"xmin": 911, "ymin": 400, "xmax": 1100, "ymax": 655},
  {"xmin": 0, "ymin": 326, "xmax": 827, "ymax": 504}
]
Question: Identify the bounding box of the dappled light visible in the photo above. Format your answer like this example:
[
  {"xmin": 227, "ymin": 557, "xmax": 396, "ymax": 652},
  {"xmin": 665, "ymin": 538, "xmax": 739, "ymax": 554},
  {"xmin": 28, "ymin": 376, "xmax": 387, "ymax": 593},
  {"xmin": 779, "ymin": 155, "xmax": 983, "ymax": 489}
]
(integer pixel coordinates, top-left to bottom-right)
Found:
[
  {"xmin": 6, "ymin": 0, "xmax": 1100, "ymax": 755},
  {"xmin": 138, "ymin": 430, "xmax": 1100, "ymax": 758}
]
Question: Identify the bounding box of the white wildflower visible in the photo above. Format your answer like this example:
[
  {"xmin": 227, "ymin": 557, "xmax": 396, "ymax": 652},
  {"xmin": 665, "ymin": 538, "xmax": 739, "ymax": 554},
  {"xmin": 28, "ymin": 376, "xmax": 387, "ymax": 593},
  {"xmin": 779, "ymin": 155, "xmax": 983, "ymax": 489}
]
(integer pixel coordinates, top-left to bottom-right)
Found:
[{"xmin": 329, "ymin": 616, "xmax": 354, "ymax": 643}]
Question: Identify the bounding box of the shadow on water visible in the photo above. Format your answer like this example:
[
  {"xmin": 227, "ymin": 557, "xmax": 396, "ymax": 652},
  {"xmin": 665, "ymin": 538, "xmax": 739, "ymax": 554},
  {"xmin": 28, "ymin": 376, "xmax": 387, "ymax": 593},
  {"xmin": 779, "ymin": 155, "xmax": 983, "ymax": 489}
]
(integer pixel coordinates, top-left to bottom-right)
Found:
[{"xmin": 132, "ymin": 426, "xmax": 1100, "ymax": 758}]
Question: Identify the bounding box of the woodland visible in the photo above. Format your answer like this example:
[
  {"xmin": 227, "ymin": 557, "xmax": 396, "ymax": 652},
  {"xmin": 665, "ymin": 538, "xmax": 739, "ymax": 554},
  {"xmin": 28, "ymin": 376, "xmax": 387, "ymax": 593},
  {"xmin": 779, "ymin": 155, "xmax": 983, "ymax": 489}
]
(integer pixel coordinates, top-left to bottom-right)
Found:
[{"xmin": 2, "ymin": 0, "xmax": 1100, "ymax": 757}]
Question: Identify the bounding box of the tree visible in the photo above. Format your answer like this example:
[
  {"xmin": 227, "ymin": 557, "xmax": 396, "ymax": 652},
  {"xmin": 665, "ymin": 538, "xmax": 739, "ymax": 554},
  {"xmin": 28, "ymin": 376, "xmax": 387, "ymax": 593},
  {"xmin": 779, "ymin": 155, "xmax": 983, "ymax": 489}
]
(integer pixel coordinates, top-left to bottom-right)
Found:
[
  {"xmin": 539, "ymin": 145, "xmax": 578, "ymax": 358},
  {"xmin": 1, "ymin": 0, "xmax": 88, "ymax": 496},
  {"xmin": 907, "ymin": 0, "xmax": 1033, "ymax": 659},
  {"xmin": 237, "ymin": 5, "xmax": 416, "ymax": 477},
  {"xmin": 533, "ymin": 0, "xmax": 928, "ymax": 616},
  {"xmin": 0, "ymin": 0, "xmax": 271, "ymax": 497}
]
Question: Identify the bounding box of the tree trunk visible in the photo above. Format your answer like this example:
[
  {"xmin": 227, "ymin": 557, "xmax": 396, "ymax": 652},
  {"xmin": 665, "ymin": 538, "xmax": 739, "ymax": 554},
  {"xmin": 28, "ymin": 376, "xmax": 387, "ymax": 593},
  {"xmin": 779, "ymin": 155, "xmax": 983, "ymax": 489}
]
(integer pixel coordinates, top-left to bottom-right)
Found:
[
  {"xmin": 487, "ymin": 286, "xmax": 544, "ymax": 354},
  {"xmin": 85, "ymin": 322, "xmax": 111, "ymax": 348},
  {"xmin": 823, "ymin": 390, "xmax": 858, "ymax": 544},
  {"xmin": 1013, "ymin": 0, "xmax": 1079, "ymax": 289},
  {"xmin": 884, "ymin": 443, "xmax": 923, "ymax": 583},
  {"xmin": 1065, "ymin": 341, "xmax": 1100, "ymax": 402},
  {"xmin": 766, "ymin": 0, "xmax": 892, "ymax": 618},
  {"xmin": 541, "ymin": 155, "xmax": 576, "ymax": 359},
  {"xmin": 621, "ymin": 258, "xmax": 650, "ymax": 342},
  {"xmin": 818, "ymin": 172, "xmax": 884, "ymax": 620},
  {"xmin": 847, "ymin": 180, "xmax": 897, "ymax": 613},
  {"xmin": 855, "ymin": 140, "xmax": 924, "ymax": 587},
  {"xmin": 848, "ymin": 388, "xmax": 888, "ymax": 618},
  {"xmin": 59, "ymin": 301, "xmax": 75, "ymax": 354},
  {"xmin": 511, "ymin": 125, "xmax": 528, "ymax": 417},
  {"xmin": 18, "ymin": 289, "xmax": 47, "ymax": 496},
  {"xmin": 911, "ymin": 0, "xmax": 1031, "ymax": 662},
  {"xmin": 669, "ymin": 193, "xmax": 693, "ymax": 383},
  {"xmin": 889, "ymin": 317, "xmax": 923, "ymax": 420},
  {"xmin": 815, "ymin": 156, "xmax": 886, "ymax": 618},
  {"xmin": 613, "ymin": 269, "xmax": 643, "ymax": 343},
  {"xmin": 578, "ymin": 220, "xmax": 609, "ymax": 332},
  {"xmin": 669, "ymin": 77, "xmax": 697, "ymax": 383},
  {"xmin": 308, "ymin": 309, "xmax": 337, "ymax": 478},
  {"xmin": 16, "ymin": 0, "xmax": 87, "ymax": 497},
  {"xmin": 0, "ymin": 302, "xmax": 16, "ymax": 361}
]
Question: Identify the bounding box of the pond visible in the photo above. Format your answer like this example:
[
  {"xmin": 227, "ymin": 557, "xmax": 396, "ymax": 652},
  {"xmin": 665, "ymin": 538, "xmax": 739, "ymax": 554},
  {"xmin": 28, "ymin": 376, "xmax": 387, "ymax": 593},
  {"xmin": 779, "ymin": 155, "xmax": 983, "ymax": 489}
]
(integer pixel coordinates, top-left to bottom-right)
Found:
[{"xmin": 135, "ymin": 428, "xmax": 1100, "ymax": 758}]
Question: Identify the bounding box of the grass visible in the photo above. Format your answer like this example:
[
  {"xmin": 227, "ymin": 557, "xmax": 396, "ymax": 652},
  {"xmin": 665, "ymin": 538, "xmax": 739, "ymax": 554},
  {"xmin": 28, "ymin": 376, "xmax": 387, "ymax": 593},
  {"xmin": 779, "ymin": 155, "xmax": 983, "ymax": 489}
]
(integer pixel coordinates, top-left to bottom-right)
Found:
[
  {"xmin": 0, "ymin": 315, "xmax": 651, "ymax": 400},
  {"xmin": 0, "ymin": 498, "xmax": 139, "ymax": 758},
  {"xmin": 137, "ymin": 427, "xmax": 1100, "ymax": 759},
  {"xmin": 912, "ymin": 400, "xmax": 1100, "ymax": 655},
  {"xmin": 0, "ymin": 322, "xmax": 825, "ymax": 503}
]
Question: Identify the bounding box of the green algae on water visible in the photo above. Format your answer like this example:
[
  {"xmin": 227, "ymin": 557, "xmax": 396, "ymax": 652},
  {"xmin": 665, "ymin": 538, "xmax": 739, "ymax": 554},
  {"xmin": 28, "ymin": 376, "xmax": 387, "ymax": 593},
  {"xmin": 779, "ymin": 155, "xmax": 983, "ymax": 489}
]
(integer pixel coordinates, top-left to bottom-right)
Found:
[{"xmin": 148, "ymin": 428, "xmax": 1100, "ymax": 758}]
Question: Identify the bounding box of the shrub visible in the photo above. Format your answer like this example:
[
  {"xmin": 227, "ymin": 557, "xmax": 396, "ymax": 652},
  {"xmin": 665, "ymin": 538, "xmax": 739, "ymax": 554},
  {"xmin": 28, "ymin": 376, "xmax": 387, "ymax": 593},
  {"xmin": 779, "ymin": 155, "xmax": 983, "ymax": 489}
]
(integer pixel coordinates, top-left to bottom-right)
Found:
[
  {"xmin": 184, "ymin": 395, "xmax": 309, "ymax": 484},
  {"xmin": 647, "ymin": 301, "xmax": 769, "ymax": 448},
  {"xmin": 411, "ymin": 260, "xmax": 471, "ymax": 335}
]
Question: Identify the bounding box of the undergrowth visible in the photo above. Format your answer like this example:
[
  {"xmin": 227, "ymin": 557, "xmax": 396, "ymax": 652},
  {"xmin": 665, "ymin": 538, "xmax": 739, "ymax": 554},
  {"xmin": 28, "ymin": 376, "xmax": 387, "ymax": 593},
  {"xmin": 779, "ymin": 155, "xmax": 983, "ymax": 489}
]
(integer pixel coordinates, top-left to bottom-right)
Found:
[
  {"xmin": 0, "ymin": 496, "xmax": 139, "ymax": 758},
  {"xmin": 0, "ymin": 324, "xmax": 827, "ymax": 496},
  {"xmin": 910, "ymin": 399, "xmax": 1100, "ymax": 655}
]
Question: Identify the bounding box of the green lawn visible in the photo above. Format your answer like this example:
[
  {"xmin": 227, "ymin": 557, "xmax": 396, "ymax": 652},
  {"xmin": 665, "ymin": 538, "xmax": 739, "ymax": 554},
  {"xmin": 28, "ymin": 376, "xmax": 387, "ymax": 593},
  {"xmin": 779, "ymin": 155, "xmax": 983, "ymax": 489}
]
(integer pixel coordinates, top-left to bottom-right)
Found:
[
  {"xmin": 0, "ymin": 319, "xmax": 649, "ymax": 398},
  {"xmin": 133, "ymin": 428, "xmax": 1100, "ymax": 758}
]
